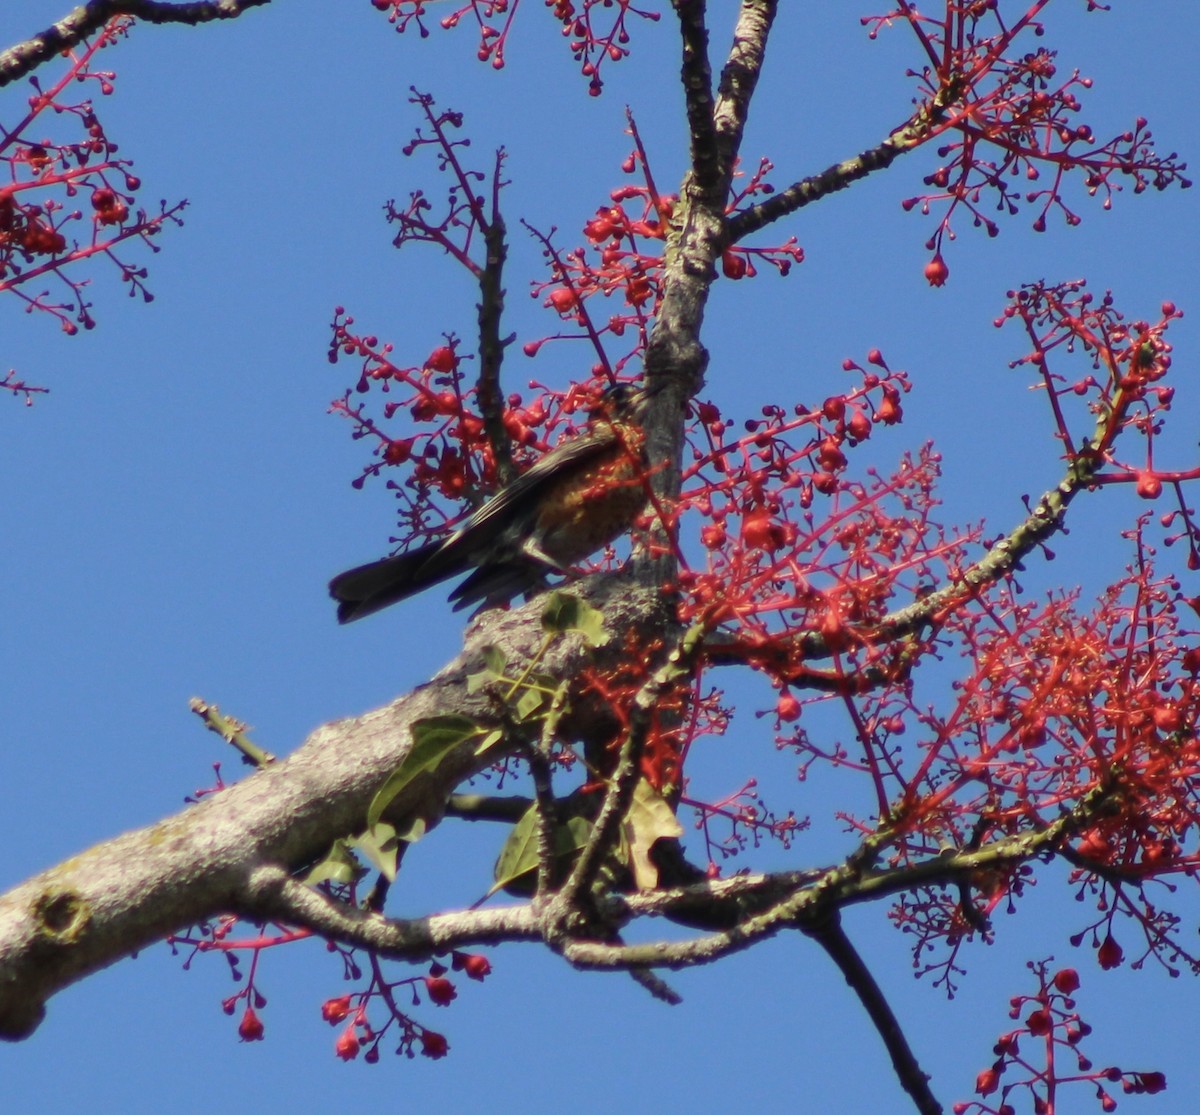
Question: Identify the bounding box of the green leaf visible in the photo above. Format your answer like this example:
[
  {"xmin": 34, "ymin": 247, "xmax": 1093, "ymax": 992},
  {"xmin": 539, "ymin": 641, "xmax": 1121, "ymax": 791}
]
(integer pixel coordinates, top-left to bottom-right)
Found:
[
  {"xmin": 302, "ymin": 839, "xmax": 365, "ymax": 887},
  {"xmin": 352, "ymin": 822, "xmax": 401, "ymax": 882},
  {"xmin": 367, "ymin": 714, "xmax": 484, "ymax": 829},
  {"xmin": 515, "ymin": 687, "xmax": 546, "ymax": 721},
  {"xmin": 475, "ymin": 728, "xmax": 504, "ymax": 757},
  {"xmin": 541, "ymin": 591, "xmax": 610, "ymax": 647},
  {"xmin": 392, "ymin": 815, "xmax": 428, "ymax": 843},
  {"xmin": 483, "ymin": 645, "xmax": 508, "ymax": 675},
  {"xmin": 467, "ymin": 646, "xmax": 509, "ymax": 694},
  {"xmin": 492, "ymin": 806, "xmax": 593, "ymax": 895}
]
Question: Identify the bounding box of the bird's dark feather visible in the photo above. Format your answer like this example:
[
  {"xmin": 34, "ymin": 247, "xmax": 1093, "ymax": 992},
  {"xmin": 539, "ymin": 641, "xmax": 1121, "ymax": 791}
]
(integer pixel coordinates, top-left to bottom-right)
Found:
[
  {"xmin": 329, "ymin": 381, "xmax": 650, "ymax": 623},
  {"xmin": 427, "ymin": 425, "xmax": 618, "ymax": 556},
  {"xmin": 330, "ymin": 426, "xmax": 619, "ymax": 621}
]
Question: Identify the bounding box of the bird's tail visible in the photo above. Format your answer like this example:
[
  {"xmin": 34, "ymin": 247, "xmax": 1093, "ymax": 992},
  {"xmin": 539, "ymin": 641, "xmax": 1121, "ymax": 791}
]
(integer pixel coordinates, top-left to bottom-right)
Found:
[
  {"xmin": 328, "ymin": 541, "xmax": 446, "ymax": 623},
  {"xmin": 447, "ymin": 557, "xmax": 549, "ymax": 612}
]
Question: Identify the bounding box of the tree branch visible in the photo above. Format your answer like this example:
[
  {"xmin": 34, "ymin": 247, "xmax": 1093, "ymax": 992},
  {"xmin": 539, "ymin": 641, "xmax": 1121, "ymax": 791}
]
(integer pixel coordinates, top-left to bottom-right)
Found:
[
  {"xmin": 474, "ymin": 148, "xmax": 516, "ymax": 486},
  {"xmin": 705, "ymin": 446, "xmax": 1096, "ymax": 670},
  {"xmin": 727, "ymin": 86, "xmax": 959, "ymax": 243},
  {"xmin": 711, "ymin": 0, "xmax": 776, "ymax": 179},
  {"xmin": 444, "ymin": 792, "xmax": 533, "ymax": 823},
  {"xmin": 562, "ymin": 787, "xmax": 1113, "ymax": 973},
  {"xmin": 643, "ymin": 6, "xmax": 784, "ymax": 537},
  {"xmin": 246, "ymin": 866, "xmax": 541, "ymax": 956},
  {"xmin": 670, "ymin": 0, "xmax": 718, "ymax": 192},
  {"xmin": 0, "ymin": 579, "xmax": 662, "ymax": 1041},
  {"xmin": 804, "ymin": 912, "xmax": 943, "ymax": 1115},
  {"xmin": 0, "ymin": 1, "xmax": 273, "ymax": 89}
]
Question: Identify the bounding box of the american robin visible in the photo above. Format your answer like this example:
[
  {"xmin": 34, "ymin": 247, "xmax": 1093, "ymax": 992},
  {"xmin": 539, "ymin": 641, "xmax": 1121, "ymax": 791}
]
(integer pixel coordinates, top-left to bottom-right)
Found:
[{"xmin": 329, "ymin": 382, "xmax": 655, "ymax": 623}]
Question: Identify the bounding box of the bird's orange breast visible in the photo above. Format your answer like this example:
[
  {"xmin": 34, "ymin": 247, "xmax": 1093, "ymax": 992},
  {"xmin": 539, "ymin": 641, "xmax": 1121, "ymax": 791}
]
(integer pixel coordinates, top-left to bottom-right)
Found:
[{"xmin": 533, "ymin": 424, "xmax": 649, "ymax": 565}]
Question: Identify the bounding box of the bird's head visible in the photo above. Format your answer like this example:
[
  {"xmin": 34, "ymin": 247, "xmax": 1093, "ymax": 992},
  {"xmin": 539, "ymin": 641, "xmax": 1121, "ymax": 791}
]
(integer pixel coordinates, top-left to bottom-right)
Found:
[{"xmin": 587, "ymin": 379, "xmax": 661, "ymax": 422}]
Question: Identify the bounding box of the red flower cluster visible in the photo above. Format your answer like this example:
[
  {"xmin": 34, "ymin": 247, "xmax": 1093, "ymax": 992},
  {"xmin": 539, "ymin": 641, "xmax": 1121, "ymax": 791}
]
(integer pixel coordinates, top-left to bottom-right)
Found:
[
  {"xmin": 956, "ymin": 961, "xmax": 1166, "ymax": 1114},
  {"xmin": 0, "ymin": 17, "xmax": 184, "ymax": 339},
  {"xmin": 880, "ymin": 4, "xmax": 1189, "ymax": 282},
  {"xmin": 369, "ymin": 0, "xmax": 660, "ymax": 94}
]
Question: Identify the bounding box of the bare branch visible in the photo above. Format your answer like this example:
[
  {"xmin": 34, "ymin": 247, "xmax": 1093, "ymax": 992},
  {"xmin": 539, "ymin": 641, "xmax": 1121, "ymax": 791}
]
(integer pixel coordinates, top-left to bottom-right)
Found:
[
  {"xmin": 246, "ymin": 866, "xmax": 540, "ymax": 957},
  {"xmin": 804, "ymin": 913, "xmax": 944, "ymax": 1115},
  {"xmin": 0, "ymin": 1, "xmax": 273, "ymax": 89},
  {"xmin": 727, "ymin": 91, "xmax": 960, "ymax": 243},
  {"xmin": 670, "ymin": 0, "xmax": 719, "ymax": 190},
  {"xmin": 475, "ymin": 149, "xmax": 516, "ymax": 485},
  {"xmin": 444, "ymin": 792, "xmax": 533, "ymax": 823},
  {"xmin": 563, "ymin": 788, "xmax": 1114, "ymax": 975},
  {"xmin": 711, "ymin": 0, "xmax": 777, "ymax": 181}
]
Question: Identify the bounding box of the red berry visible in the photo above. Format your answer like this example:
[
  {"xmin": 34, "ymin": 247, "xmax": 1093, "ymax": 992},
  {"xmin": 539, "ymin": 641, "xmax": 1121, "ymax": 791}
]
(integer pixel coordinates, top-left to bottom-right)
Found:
[
  {"xmin": 238, "ymin": 1007, "xmax": 265, "ymax": 1041},
  {"xmin": 1097, "ymin": 933, "xmax": 1124, "ymax": 970},
  {"xmin": 321, "ymin": 995, "xmax": 352, "ymax": 1023},
  {"xmin": 846, "ymin": 409, "xmax": 872, "ymax": 441},
  {"xmin": 424, "ymin": 975, "xmax": 457, "ymax": 1006},
  {"xmin": 721, "ymin": 250, "xmax": 747, "ymax": 279},
  {"xmin": 776, "ymin": 692, "xmax": 801, "ymax": 722},
  {"xmin": 975, "ymin": 1066, "xmax": 1000, "ymax": 1096},
  {"xmin": 462, "ymin": 953, "xmax": 491, "ymax": 980},
  {"xmin": 924, "ymin": 255, "xmax": 949, "ymax": 287},
  {"xmin": 427, "ymin": 346, "xmax": 456, "ymax": 372},
  {"xmin": 420, "ymin": 1030, "xmax": 449, "ymax": 1059},
  {"xmin": 742, "ymin": 510, "xmax": 784, "ymax": 553},
  {"xmin": 335, "ymin": 1028, "xmax": 360, "ymax": 1060},
  {"xmin": 1025, "ymin": 1008, "xmax": 1052, "ymax": 1036},
  {"xmin": 821, "ymin": 396, "xmax": 846, "ymax": 421},
  {"xmin": 1052, "ymin": 968, "xmax": 1080, "ymax": 995},
  {"xmin": 1136, "ymin": 471, "xmax": 1163, "ymax": 499}
]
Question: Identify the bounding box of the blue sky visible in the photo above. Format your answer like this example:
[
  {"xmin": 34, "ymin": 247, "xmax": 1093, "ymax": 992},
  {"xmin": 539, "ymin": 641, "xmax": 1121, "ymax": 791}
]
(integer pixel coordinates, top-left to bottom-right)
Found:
[{"xmin": 2, "ymin": 2, "xmax": 1198, "ymax": 1111}]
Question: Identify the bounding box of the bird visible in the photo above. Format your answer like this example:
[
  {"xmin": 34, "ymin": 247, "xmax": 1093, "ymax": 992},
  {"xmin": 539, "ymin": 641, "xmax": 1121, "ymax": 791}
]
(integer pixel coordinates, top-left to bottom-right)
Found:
[{"xmin": 329, "ymin": 381, "xmax": 656, "ymax": 623}]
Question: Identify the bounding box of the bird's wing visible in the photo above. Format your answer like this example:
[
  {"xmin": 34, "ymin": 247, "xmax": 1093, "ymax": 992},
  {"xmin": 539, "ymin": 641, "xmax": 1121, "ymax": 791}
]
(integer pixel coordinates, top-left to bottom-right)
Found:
[{"xmin": 413, "ymin": 424, "xmax": 619, "ymax": 578}]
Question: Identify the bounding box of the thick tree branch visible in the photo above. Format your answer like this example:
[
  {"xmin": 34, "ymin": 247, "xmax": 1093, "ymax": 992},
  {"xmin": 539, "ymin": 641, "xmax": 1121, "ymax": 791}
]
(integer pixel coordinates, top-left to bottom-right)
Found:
[
  {"xmin": 0, "ymin": 579, "xmax": 664, "ymax": 1041},
  {"xmin": 0, "ymin": 1, "xmax": 272, "ymax": 89},
  {"xmin": 643, "ymin": 4, "xmax": 782, "ymax": 531}
]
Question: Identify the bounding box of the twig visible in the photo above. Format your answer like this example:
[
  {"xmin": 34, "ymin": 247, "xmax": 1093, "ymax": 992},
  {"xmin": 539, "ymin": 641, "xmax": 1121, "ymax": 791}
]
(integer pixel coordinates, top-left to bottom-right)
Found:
[
  {"xmin": 189, "ymin": 696, "xmax": 275, "ymax": 767},
  {"xmin": 444, "ymin": 793, "xmax": 533, "ymax": 823}
]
